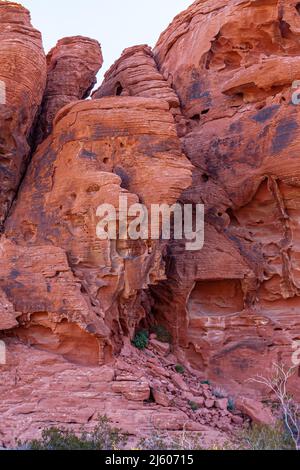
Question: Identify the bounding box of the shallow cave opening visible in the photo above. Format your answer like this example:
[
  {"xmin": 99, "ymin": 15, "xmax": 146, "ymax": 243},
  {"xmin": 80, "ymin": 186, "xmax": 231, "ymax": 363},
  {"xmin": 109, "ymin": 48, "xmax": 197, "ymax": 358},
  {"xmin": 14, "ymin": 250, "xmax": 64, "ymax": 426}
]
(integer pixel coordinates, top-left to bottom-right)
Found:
[
  {"xmin": 296, "ymin": 3, "xmax": 300, "ymax": 14},
  {"xmin": 187, "ymin": 279, "xmax": 245, "ymax": 317},
  {"xmin": 115, "ymin": 82, "xmax": 123, "ymax": 96}
]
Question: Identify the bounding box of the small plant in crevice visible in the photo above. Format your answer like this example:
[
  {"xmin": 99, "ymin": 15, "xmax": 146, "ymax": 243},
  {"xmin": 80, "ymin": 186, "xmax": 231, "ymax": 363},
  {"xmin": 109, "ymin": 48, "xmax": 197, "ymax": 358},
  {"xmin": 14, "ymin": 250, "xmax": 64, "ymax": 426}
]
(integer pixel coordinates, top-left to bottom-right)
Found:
[
  {"xmin": 175, "ymin": 364, "xmax": 185, "ymax": 374},
  {"xmin": 213, "ymin": 387, "xmax": 228, "ymax": 399},
  {"xmin": 201, "ymin": 380, "xmax": 210, "ymax": 386},
  {"xmin": 188, "ymin": 400, "xmax": 199, "ymax": 412},
  {"xmin": 132, "ymin": 329, "xmax": 149, "ymax": 350},
  {"xmin": 227, "ymin": 397, "xmax": 236, "ymax": 412},
  {"xmin": 150, "ymin": 324, "xmax": 172, "ymax": 344}
]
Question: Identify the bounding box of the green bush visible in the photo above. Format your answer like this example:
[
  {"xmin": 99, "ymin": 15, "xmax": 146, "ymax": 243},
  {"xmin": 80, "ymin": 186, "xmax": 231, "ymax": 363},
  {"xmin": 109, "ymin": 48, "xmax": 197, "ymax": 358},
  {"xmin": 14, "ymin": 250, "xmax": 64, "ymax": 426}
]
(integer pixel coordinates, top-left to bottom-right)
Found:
[
  {"xmin": 150, "ymin": 325, "xmax": 172, "ymax": 344},
  {"xmin": 239, "ymin": 422, "xmax": 295, "ymax": 450},
  {"xmin": 20, "ymin": 416, "xmax": 128, "ymax": 450},
  {"xmin": 139, "ymin": 431, "xmax": 204, "ymax": 450},
  {"xmin": 175, "ymin": 364, "xmax": 185, "ymax": 374},
  {"xmin": 132, "ymin": 330, "xmax": 149, "ymax": 350},
  {"xmin": 200, "ymin": 380, "xmax": 210, "ymax": 385},
  {"xmin": 212, "ymin": 387, "xmax": 227, "ymax": 399},
  {"xmin": 188, "ymin": 400, "xmax": 199, "ymax": 412},
  {"xmin": 227, "ymin": 397, "xmax": 235, "ymax": 412}
]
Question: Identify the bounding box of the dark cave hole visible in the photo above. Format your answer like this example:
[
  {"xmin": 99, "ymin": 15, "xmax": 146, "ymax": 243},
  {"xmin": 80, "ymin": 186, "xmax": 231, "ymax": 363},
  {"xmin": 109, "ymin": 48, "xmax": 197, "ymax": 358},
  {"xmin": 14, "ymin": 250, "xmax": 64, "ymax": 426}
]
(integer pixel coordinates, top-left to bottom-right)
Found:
[
  {"xmin": 115, "ymin": 83, "xmax": 123, "ymax": 96},
  {"xmin": 226, "ymin": 208, "xmax": 239, "ymax": 225},
  {"xmin": 201, "ymin": 108, "xmax": 210, "ymax": 115},
  {"xmin": 296, "ymin": 3, "xmax": 300, "ymax": 14},
  {"xmin": 202, "ymin": 173, "xmax": 209, "ymax": 182},
  {"xmin": 191, "ymin": 114, "xmax": 200, "ymax": 122}
]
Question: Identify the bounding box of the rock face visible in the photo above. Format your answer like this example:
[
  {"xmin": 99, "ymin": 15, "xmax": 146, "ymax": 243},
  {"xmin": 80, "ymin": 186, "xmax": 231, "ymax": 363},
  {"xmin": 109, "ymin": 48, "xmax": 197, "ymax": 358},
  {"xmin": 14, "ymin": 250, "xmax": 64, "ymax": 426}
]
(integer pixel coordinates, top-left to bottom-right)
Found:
[
  {"xmin": 1, "ymin": 0, "xmax": 300, "ymax": 447},
  {"xmin": 4, "ymin": 97, "xmax": 192, "ymax": 365},
  {"xmin": 149, "ymin": 0, "xmax": 300, "ymax": 398},
  {"xmin": 35, "ymin": 36, "xmax": 103, "ymax": 147},
  {"xmin": 92, "ymin": 45, "xmax": 185, "ymax": 134},
  {"xmin": 0, "ymin": 1, "xmax": 46, "ymax": 228}
]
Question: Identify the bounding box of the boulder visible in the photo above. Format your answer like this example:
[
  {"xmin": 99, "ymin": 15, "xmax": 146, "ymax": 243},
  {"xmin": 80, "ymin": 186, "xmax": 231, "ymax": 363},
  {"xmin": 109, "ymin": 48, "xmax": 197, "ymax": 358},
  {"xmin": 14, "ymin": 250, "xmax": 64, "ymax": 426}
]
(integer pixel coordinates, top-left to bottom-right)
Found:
[{"xmin": 236, "ymin": 397, "xmax": 275, "ymax": 426}]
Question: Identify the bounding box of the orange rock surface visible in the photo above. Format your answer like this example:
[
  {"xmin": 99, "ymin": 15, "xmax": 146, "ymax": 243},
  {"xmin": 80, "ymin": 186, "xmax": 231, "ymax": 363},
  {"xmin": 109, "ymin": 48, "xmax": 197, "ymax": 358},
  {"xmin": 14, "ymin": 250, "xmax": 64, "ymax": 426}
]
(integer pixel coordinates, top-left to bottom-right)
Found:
[
  {"xmin": 35, "ymin": 36, "xmax": 103, "ymax": 146},
  {"xmin": 152, "ymin": 0, "xmax": 300, "ymax": 398},
  {"xmin": 1, "ymin": 0, "xmax": 300, "ymax": 446}
]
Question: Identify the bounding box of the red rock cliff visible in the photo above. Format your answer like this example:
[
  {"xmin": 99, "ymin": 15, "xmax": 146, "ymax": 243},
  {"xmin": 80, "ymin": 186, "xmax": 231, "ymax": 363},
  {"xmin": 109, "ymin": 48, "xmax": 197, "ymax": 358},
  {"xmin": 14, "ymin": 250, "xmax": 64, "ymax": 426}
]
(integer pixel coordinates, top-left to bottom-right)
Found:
[{"xmin": 1, "ymin": 0, "xmax": 300, "ymax": 446}]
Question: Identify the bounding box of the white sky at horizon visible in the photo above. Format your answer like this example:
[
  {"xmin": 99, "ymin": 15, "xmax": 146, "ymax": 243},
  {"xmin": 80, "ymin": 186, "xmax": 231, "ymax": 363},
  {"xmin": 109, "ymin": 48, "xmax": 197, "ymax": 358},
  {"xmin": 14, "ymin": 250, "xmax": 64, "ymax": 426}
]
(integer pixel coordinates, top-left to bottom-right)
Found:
[{"xmin": 20, "ymin": 0, "xmax": 192, "ymax": 86}]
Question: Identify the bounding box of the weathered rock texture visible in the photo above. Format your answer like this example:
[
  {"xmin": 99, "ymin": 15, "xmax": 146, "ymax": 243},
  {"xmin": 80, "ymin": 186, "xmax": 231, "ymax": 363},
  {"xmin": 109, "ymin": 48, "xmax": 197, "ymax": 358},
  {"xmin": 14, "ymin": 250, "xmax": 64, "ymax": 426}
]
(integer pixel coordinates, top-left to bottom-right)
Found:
[
  {"xmin": 0, "ymin": 337, "xmax": 238, "ymax": 447},
  {"xmin": 35, "ymin": 36, "xmax": 103, "ymax": 147},
  {"xmin": 92, "ymin": 45, "xmax": 186, "ymax": 134},
  {"xmin": 4, "ymin": 96, "xmax": 192, "ymax": 365},
  {"xmin": 0, "ymin": 1, "xmax": 46, "ymax": 228},
  {"xmin": 152, "ymin": 0, "xmax": 300, "ymax": 397},
  {"xmin": 1, "ymin": 0, "xmax": 300, "ymax": 447}
]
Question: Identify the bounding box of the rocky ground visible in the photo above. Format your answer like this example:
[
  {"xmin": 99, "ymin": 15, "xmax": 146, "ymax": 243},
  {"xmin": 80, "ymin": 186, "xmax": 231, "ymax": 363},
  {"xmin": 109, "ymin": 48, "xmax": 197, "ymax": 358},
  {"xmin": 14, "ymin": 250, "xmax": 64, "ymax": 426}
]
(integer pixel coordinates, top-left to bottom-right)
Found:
[{"xmin": 0, "ymin": 335, "xmax": 277, "ymax": 449}]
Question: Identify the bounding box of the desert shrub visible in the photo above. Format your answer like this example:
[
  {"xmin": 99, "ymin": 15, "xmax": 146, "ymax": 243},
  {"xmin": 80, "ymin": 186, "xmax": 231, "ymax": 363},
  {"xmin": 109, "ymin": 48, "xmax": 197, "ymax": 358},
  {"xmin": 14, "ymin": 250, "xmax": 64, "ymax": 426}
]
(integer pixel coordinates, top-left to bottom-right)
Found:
[
  {"xmin": 139, "ymin": 431, "xmax": 204, "ymax": 450},
  {"xmin": 238, "ymin": 422, "xmax": 295, "ymax": 450},
  {"xmin": 132, "ymin": 330, "xmax": 149, "ymax": 350},
  {"xmin": 249, "ymin": 363, "xmax": 300, "ymax": 450},
  {"xmin": 200, "ymin": 380, "xmax": 210, "ymax": 385},
  {"xmin": 213, "ymin": 387, "xmax": 227, "ymax": 399},
  {"xmin": 227, "ymin": 397, "xmax": 235, "ymax": 412},
  {"xmin": 175, "ymin": 364, "xmax": 185, "ymax": 374},
  {"xmin": 150, "ymin": 325, "xmax": 172, "ymax": 344},
  {"xmin": 188, "ymin": 400, "xmax": 199, "ymax": 412},
  {"xmin": 21, "ymin": 416, "xmax": 128, "ymax": 450}
]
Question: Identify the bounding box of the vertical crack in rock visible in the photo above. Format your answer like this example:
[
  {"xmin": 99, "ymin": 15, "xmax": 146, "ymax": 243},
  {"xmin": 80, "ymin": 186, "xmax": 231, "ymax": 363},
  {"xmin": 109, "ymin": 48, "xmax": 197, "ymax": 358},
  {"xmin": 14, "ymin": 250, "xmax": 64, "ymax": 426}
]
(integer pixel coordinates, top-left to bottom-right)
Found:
[{"xmin": 268, "ymin": 176, "xmax": 297, "ymax": 299}]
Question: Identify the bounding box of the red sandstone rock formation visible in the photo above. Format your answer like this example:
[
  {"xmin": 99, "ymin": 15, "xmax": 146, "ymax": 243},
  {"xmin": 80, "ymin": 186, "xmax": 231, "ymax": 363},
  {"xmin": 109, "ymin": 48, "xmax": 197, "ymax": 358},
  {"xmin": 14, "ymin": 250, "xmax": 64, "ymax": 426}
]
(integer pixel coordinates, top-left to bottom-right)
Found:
[
  {"xmin": 152, "ymin": 0, "xmax": 300, "ymax": 398},
  {"xmin": 92, "ymin": 45, "xmax": 186, "ymax": 134},
  {"xmin": 4, "ymin": 97, "xmax": 192, "ymax": 365},
  {"xmin": 1, "ymin": 0, "xmax": 300, "ymax": 447},
  {"xmin": 35, "ymin": 36, "xmax": 103, "ymax": 147},
  {"xmin": 0, "ymin": 1, "xmax": 46, "ymax": 227}
]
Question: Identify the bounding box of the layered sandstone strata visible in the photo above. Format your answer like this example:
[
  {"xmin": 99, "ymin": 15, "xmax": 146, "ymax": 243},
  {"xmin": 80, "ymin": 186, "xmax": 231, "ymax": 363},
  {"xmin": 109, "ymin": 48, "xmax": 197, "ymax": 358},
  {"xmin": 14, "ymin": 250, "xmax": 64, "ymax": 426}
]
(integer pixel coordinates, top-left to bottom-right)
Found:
[
  {"xmin": 35, "ymin": 36, "xmax": 103, "ymax": 146},
  {"xmin": 4, "ymin": 97, "xmax": 192, "ymax": 364},
  {"xmin": 151, "ymin": 0, "xmax": 300, "ymax": 396},
  {"xmin": 92, "ymin": 45, "xmax": 185, "ymax": 133},
  {"xmin": 2, "ymin": 0, "xmax": 300, "ymax": 446},
  {"xmin": 0, "ymin": 1, "xmax": 46, "ymax": 227}
]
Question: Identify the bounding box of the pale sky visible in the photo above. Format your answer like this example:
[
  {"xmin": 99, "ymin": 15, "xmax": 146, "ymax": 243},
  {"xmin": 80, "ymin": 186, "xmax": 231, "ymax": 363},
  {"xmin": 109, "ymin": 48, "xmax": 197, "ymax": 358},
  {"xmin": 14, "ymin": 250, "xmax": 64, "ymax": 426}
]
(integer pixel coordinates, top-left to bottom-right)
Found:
[{"xmin": 20, "ymin": 0, "xmax": 192, "ymax": 84}]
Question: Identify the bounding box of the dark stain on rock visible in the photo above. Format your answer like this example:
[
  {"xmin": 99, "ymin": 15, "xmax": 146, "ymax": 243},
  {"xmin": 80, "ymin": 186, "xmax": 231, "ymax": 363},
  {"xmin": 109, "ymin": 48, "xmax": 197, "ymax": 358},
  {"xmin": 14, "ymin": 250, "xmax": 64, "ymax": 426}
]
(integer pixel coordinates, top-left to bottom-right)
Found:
[
  {"xmin": 58, "ymin": 130, "xmax": 76, "ymax": 146},
  {"xmin": 272, "ymin": 118, "xmax": 298, "ymax": 154},
  {"xmin": 80, "ymin": 149, "xmax": 97, "ymax": 160},
  {"xmin": 114, "ymin": 166, "xmax": 130, "ymax": 190},
  {"xmin": 259, "ymin": 124, "xmax": 270, "ymax": 139},
  {"xmin": 10, "ymin": 269, "xmax": 20, "ymax": 279},
  {"xmin": 229, "ymin": 121, "xmax": 243, "ymax": 133},
  {"xmin": 252, "ymin": 105, "xmax": 280, "ymax": 123}
]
